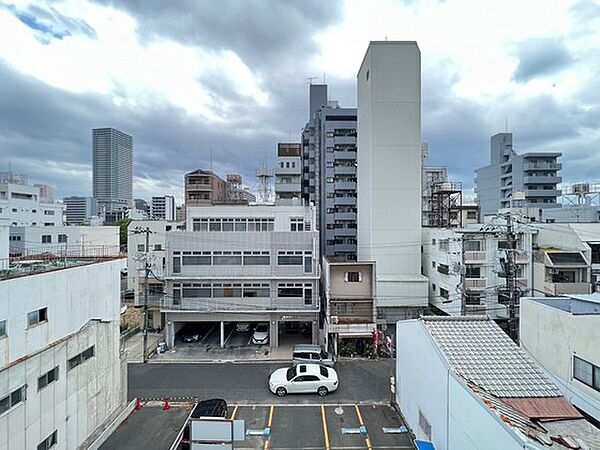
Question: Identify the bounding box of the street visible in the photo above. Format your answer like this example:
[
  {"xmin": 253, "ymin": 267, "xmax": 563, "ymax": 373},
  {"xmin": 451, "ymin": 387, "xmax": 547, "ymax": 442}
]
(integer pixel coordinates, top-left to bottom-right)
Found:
[{"xmin": 128, "ymin": 359, "xmax": 395, "ymax": 405}]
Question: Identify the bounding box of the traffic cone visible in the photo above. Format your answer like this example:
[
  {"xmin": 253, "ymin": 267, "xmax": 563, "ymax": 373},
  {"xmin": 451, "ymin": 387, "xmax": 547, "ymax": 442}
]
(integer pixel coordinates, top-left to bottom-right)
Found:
[
  {"xmin": 163, "ymin": 398, "xmax": 171, "ymax": 410},
  {"xmin": 134, "ymin": 398, "xmax": 142, "ymax": 411}
]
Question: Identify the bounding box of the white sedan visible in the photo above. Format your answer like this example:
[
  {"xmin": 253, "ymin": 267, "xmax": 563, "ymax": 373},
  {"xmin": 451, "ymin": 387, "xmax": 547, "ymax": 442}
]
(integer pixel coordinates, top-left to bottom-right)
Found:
[{"xmin": 269, "ymin": 364, "xmax": 339, "ymax": 397}]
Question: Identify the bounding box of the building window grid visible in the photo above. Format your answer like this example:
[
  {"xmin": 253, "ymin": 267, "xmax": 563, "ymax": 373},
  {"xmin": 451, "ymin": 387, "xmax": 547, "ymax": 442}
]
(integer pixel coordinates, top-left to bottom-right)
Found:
[
  {"xmin": 38, "ymin": 367, "xmax": 59, "ymax": 391},
  {"xmin": 192, "ymin": 217, "xmax": 275, "ymax": 232},
  {"xmin": 573, "ymin": 355, "xmax": 600, "ymax": 392}
]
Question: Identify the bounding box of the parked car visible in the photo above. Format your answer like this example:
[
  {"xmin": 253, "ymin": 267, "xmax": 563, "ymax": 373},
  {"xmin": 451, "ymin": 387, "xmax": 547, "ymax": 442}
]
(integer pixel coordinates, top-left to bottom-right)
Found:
[
  {"xmin": 181, "ymin": 399, "xmax": 227, "ymax": 450},
  {"xmin": 182, "ymin": 332, "xmax": 200, "ymax": 343},
  {"xmin": 251, "ymin": 323, "xmax": 269, "ymax": 345},
  {"xmin": 269, "ymin": 364, "xmax": 338, "ymax": 397},
  {"xmin": 236, "ymin": 322, "xmax": 251, "ymax": 332},
  {"xmin": 292, "ymin": 344, "xmax": 335, "ymax": 367}
]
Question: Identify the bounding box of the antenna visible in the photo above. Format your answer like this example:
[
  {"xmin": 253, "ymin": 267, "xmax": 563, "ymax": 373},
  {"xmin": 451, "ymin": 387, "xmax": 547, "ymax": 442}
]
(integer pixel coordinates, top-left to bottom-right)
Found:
[
  {"xmin": 306, "ymin": 76, "xmax": 318, "ymax": 85},
  {"xmin": 256, "ymin": 161, "xmax": 273, "ymax": 203}
]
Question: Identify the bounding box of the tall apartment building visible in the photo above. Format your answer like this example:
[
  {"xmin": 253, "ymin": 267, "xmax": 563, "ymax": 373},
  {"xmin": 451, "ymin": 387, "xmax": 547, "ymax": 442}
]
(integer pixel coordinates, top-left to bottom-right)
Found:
[
  {"xmin": 162, "ymin": 204, "xmax": 320, "ymax": 349},
  {"xmin": 64, "ymin": 196, "xmax": 97, "ymax": 224},
  {"xmin": 151, "ymin": 195, "xmax": 175, "ymax": 220},
  {"xmin": 92, "ymin": 127, "xmax": 133, "ymax": 213},
  {"xmin": 301, "ymin": 85, "xmax": 358, "ymax": 261},
  {"xmin": 0, "ymin": 173, "xmax": 63, "ymax": 226},
  {"xmin": 357, "ymin": 41, "xmax": 428, "ymax": 321},
  {"xmin": 475, "ymin": 132, "xmax": 562, "ymax": 217},
  {"xmin": 0, "ymin": 246, "xmax": 127, "ymax": 449},
  {"xmin": 275, "ymin": 143, "xmax": 302, "ymax": 201}
]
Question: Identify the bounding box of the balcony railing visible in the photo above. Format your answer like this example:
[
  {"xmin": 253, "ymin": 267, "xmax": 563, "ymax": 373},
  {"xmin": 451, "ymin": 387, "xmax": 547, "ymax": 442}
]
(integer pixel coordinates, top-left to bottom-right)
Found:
[
  {"xmin": 464, "ymin": 251, "xmax": 486, "ymax": 261},
  {"xmin": 465, "ymin": 278, "xmax": 486, "ymax": 288}
]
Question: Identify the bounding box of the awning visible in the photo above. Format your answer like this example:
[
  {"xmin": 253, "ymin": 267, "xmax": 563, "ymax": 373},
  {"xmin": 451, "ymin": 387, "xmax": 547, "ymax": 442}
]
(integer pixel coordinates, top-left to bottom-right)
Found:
[{"xmin": 415, "ymin": 441, "xmax": 435, "ymax": 450}]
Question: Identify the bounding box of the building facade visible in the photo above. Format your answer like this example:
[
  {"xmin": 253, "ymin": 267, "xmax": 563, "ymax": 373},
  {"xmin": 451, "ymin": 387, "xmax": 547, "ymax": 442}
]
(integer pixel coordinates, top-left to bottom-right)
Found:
[
  {"xmin": 0, "ymin": 173, "xmax": 63, "ymax": 227},
  {"xmin": 0, "ymin": 254, "xmax": 127, "ymax": 450},
  {"xmin": 64, "ymin": 196, "xmax": 97, "ymax": 225},
  {"xmin": 357, "ymin": 41, "xmax": 428, "ymax": 320},
  {"xmin": 162, "ymin": 204, "xmax": 320, "ymax": 348},
  {"xmin": 92, "ymin": 127, "xmax": 133, "ymax": 213},
  {"xmin": 520, "ymin": 295, "xmax": 600, "ymax": 421},
  {"xmin": 275, "ymin": 143, "xmax": 302, "ymax": 201},
  {"xmin": 151, "ymin": 195, "xmax": 175, "ymax": 221},
  {"xmin": 322, "ymin": 258, "xmax": 376, "ymax": 355},
  {"xmin": 475, "ymin": 133, "xmax": 562, "ymax": 217},
  {"xmin": 185, "ymin": 170, "xmax": 255, "ymax": 208},
  {"xmin": 301, "ymin": 85, "xmax": 358, "ymax": 262}
]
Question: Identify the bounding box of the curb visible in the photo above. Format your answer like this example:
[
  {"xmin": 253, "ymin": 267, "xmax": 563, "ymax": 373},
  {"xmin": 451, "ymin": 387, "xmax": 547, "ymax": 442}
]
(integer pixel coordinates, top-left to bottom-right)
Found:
[{"xmin": 132, "ymin": 359, "xmax": 293, "ymax": 365}]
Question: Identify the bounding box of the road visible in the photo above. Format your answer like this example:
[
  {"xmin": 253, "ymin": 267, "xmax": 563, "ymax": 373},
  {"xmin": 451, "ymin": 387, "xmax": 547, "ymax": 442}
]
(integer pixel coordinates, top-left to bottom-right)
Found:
[{"xmin": 128, "ymin": 359, "xmax": 395, "ymax": 404}]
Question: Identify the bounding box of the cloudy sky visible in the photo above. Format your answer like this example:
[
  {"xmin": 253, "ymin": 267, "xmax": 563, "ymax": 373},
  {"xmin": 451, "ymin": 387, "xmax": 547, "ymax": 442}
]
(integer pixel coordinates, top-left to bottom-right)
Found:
[{"xmin": 1, "ymin": 0, "xmax": 599, "ymax": 203}]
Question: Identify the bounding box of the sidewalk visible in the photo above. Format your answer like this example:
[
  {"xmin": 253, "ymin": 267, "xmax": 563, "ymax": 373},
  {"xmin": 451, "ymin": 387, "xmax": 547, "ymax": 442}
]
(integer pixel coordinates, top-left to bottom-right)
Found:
[{"xmin": 122, "ymin": 331, "xmax": 164, "ymax": 362}]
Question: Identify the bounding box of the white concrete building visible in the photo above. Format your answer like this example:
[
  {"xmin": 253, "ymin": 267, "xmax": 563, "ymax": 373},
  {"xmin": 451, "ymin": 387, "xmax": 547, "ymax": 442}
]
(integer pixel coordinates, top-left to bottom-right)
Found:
[
  {"xmin": 151, "ymin": 195, "xmax": 175, "ymax": 221},
  {"xmin": 275, "ymin": 143, "xmax": 302, "ymax": 201},
  {"xmin": 64, "ymin": 196, "xmax": 96, "ymax": 225},
  {"xmin": 396, "ymin": 316, "xmax": 600, "ymax": 450},
  {"xmin": 322, "ymin": 258, "xmax": 376, "ymax": 355},
  {"xmin": 162, "ymin": 204, "xmax": 320, "ymax": 348},
  {"xmin": 8, "ymin": 226, "xmax": 119, "ymax": 257},
  {"xmin": 0, "ymin": 220, "xmax": 8, "ymax": 269},
  {"xmin": 520, "ymin": 295, "xmax": 600, "ymax": 421},
  {"xmin": 0, "ymin": 251, "xmax": 127, "ymax": 450},
  {"xmin": 357, "ymin": 41, "xmax": 428, "ymax": 321},
  {"xmin": 422, "ymin": 226, "xmax": 534, "ymax": 320},
  {"xmin": 0, "ymin": 174, "xmax": 63, "ymax": 227}
]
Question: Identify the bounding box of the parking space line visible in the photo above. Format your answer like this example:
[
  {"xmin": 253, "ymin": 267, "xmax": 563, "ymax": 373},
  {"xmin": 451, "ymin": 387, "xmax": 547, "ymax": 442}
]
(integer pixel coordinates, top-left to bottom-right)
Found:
[
  {"xmin": 263, "ymin": 405, "xmax": 274, "ymax": 450},
  {"xmin": 229, "ymin": 405, "xmax": 238, "ymax": 420},
  {"xmin": 321, "ymin": 405, "xmax": 331, "ymax": 450},
  {"xmin": 354, "ymin": 405, "xmax": 372, "ymax": 450},
  {"xmin": 224, "ymin": 326, "xmax": 235, "ymax": 344}
]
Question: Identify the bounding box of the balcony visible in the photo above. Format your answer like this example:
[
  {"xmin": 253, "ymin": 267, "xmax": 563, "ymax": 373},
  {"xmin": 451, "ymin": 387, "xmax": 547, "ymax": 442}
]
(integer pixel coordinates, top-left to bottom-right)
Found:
[
  {"xmin": 275, "ymin": 182, "xmax": 301, "ymax": 193},
  {"xmin": 544, "ymin": 282, "xmax": 591, "ymax": 296},
  {"xmin": 334, "ymin": 151, "xmax": 357, "ymax": 160},
  {"xmin": 334, "ymin": 243, "xmax": 357, "ymax": 254},
  {"xmin": 335, "ymin": 227, "xmax": 357, "ymax": 237},
  {"xmin": 465, "ymin": 278, "xmax": 486, "ymax": 289},
  {"xmin": 523, "ymin": 162, "xmax": 562, "ymax": 171},
  {"xmin": 524, "ymin": 189, "xmax": 562, "ymax": 198},
  {"xmin": 464, "ymin": 251, "xmax": 486, "ymax": 262},
  {"xmin": 334, "ymin": 166, "xmax": 356, "ymax": 175},
  {"xmin": 523, "ymin": 176, "xmax": 562, "ymax": 184},
  {"xmin": 334, "ymin": 212, "xmax": 357, "ymax": 221},
  {"xmin": 333, "ymin": 196, "xmax": 357, "ymax": 206},
  {"xmin": 334, "ymin": 181, "xmax": 357, "ymax": 190}
]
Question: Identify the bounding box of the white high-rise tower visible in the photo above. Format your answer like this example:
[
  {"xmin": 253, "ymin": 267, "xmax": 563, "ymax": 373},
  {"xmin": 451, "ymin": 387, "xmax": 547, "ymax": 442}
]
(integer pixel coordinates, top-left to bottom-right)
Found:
[{"xmin": 357, "ymin": 41, "xmax": 428, "ymax": 321}]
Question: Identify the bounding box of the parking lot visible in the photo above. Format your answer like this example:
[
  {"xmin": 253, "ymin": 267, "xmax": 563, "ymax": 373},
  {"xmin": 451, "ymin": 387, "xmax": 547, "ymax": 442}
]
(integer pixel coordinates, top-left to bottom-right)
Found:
[{"xmin": 231, "ymin": 403, "xmax": 414, "ymax": 450}]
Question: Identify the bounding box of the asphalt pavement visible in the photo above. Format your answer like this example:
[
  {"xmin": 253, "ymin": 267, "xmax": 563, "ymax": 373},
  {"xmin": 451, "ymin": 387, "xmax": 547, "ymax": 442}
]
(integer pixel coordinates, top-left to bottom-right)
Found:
[{"xmin": 128, "ymin": 359, "xmax": 395, "ymax": 405}]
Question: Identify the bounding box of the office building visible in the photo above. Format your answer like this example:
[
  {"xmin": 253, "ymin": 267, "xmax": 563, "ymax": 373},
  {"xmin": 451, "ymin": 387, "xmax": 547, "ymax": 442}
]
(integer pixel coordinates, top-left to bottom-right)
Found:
[
  {"xmin": 301, "ymin": 85, "xmax": 358, "ymax": 261},
  {"xmin": 93, "ymin": 127, "xmax": 133, "ymax": 213},
  {"xmin": 0, "ymin": 173, "xmax": 63, "ymax": 226},
  {"xmin": 357, "ymin": 41, "xmax": 428, "ymax": 320},
  {"xmin": 33, "ymin": 184, "xmax": 53, "ymax": 202},
  {"xmin": 275, "ymin": 143, "xmax": 302, "ymax": 201},
  {"xmin": 520, "ymin": 294, "xmax": 600, "ymax": 421},
  {"xmin": 396, "ymin": 316, "xmax": 599, "ymax": 449},
  {"xmin": 0, "ymin": 242, "xmax": 127, "ymax": 450},
  {"xmin": 64, "ymin": 196, "xmax": 97, "ymax": 225},
  {"xmin": 475, "ymin": 133, "xmax": 562, "ymax": 217},
  {"xmin": 162, "ymin": 204, "xmax": 320, "ymax": 349},
  {"xmin": 151, "ymin": 195, "xmax": 175, "ymax": 221}
]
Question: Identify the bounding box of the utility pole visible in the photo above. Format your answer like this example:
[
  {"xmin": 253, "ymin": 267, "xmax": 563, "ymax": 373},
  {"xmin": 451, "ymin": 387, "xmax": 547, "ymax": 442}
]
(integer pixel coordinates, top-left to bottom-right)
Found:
[
  {"xmin": 460, "ymin": 235, "xmax": 466, "ymax": 316},
  {"xmin": 501, "ymin": 212, "xmax": 519, "ymax": 342},
  {"xmin": 132, "ymin": 226, "xmax": 153, "ymax": 363}
]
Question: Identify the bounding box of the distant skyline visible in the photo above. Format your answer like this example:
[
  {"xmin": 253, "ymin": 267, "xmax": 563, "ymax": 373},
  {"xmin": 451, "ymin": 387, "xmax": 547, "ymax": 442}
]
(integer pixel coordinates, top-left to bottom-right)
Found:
[{"xmin": 1, "ymin": 0, "xmax": 599, "ymax": 203}]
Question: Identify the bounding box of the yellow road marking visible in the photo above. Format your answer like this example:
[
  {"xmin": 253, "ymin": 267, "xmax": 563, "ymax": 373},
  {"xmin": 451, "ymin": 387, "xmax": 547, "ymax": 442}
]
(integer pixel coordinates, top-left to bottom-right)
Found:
[
  {"xmin": 230, "ymin": 405, "xmax": 238, "ymax": 420},
  {"xmin": 321, "ymin": 405, "xmax": 331, "ymax": 450},
  {"xmin": 264, "ymin": 405, "xmax": 275, "ymax": 450},
  {"xmin": 354, "ymin": 405, "xmax": 372, "ymax": 450}
]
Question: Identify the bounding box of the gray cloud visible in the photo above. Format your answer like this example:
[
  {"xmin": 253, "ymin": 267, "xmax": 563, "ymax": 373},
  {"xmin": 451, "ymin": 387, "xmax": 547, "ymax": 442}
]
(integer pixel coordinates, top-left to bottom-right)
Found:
[{"xmin": 513, "ymin": 37, "xmax": 573, "ymax": 83}]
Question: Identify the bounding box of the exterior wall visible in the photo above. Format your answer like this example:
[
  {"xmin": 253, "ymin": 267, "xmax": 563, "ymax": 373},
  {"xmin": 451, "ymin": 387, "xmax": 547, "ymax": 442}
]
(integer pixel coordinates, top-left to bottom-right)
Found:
[
  {"xmin": 0, "ymin": 258, "xmax": 126, "ymax": 450},
  {"xmin": 0, "ymin": 221, "xmax": 8, "ymax": 262},
  {"xmin": 92, "ymin": 128, "xmax": 133, "ymax": 212},
  {"xmin": 357, "ymin": 41, "xmax": 428, "ymax": 311},
  {"xmin": 64, "ymin": 196, "xmax": 96, "ymax": 225},
  {"xmin": 520, "ymin": 298, "xmax": 600, "ymax": 419},
  {"xmin": 396, "ymin": 320, "xmax": 527, "ymax": 450},
  {"xmin": 151, "ymin": 195, "xmax": 175, "ymax": 221},
  {"xmin": 0, "ymin": 182, "xmax": 63, "ymax": 227},
  {"xmin": 275, "ymin": 143, "xmax": 302, "ymax": 200},
  {"xmin": 185, "ymin": 171, "xmax": 229, "ymax": 207},
  {"xmin": 8, "ymin": 226, "xmax": 119, "ymax": 257}
]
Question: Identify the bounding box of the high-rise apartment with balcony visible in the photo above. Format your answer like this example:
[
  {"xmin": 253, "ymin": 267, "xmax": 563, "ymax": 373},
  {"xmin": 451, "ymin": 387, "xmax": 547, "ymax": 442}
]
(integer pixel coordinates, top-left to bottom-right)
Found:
[
  {"xmin": 151, "ymin": 195, "xmax": 175, "ymax": 220},
  {"xmin": 275, "ymin": 143, "xmax": 302, "ymax": 201},
  {"xmin": 475, "ymin": 133, "xmax": 562, "ymax": 217},
  {"xmin": 301, "ymin": 85, "xmax": 358, "ymax": 261},
  {"xmin": 64, "ymin": 196, "xmax": 97, "ymax": 224},
  {"xmin": 92, "ymin": 127, "xmax": 133, "ymax": 213}
]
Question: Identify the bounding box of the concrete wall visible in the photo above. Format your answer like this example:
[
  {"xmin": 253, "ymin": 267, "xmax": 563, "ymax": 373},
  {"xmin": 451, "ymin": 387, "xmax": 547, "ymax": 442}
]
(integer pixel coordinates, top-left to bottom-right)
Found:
[
  {"xmin": 357, "ymin": 41, "xmax": 427, "ymax": 309},
  {"xmin": 0, "ymin": 182, "xmax": 63, "ymax": 227},
  {"xmin": 0, "ymin": 220, "xmax": 8, "ymax": 262},
  {"xmin": 328, "ymin": 263, "xmax": 374, "ymax": 298},
  {"xmin": 520, "ymin": 298, "xmax": 600, "ymax": 419}
]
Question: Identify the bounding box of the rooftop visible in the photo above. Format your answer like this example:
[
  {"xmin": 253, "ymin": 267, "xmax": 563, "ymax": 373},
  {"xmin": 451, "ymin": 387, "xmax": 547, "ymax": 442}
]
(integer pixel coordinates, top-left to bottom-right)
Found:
[{"xmin": 527, "ymin": 294, "xmax": 600, "ymax": 315}]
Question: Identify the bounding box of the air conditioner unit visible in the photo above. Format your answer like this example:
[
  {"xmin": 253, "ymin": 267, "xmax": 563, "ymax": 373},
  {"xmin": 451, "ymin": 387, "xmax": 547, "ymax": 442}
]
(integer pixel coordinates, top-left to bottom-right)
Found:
[{"xmin": 331, "ymin": 316, "xmax": 339, "ymax": 324}]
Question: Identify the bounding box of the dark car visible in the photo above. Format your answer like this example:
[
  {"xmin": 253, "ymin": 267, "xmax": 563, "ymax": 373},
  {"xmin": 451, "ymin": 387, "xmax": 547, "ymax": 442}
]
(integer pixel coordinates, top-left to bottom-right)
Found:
[{"xmin": 181, "ymin": 399, "xmax": 228, "ymax": 449}]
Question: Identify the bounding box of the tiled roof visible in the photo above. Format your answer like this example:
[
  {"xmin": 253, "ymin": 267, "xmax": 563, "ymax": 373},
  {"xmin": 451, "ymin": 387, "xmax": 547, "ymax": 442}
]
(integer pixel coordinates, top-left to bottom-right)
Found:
[{"xmin": 422, "ymin": 316, "xmax": 562, "ymax": 398}]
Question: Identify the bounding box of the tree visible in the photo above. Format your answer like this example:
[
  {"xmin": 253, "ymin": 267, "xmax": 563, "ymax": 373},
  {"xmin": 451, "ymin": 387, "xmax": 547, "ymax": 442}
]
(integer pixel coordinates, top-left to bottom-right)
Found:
[{"xmin": 115, "ymin": 218, "xmax": 132, "ymax": 248}]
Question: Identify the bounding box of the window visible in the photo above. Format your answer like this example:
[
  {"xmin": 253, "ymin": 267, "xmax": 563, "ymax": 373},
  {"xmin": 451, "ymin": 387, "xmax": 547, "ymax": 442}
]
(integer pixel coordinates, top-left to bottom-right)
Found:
[
  {"xmin": 27, "ymin": 308, "xmax": 48, "ymax": 327},
  {"xmin": 304, "ymin": 288, "xmax": 313, "ymax": 305},
  {"xmin": 438, "ymin": 239, "xmax": 449, "ymax": 251},
  {"xmin": 44, "ymin": 210, "xmax": 55, "ymax": 216},
  {"xmin": 68, "ymin": 346, "xmax": 94, "ymax": 370},
  {"xmin": 278, "ymin": 287, "xmax": 303, "ymax": 297},
  {"xmin": 56, "ymin": 234, "xmax": 68, "ymax": 244},
  {"xmin": 465, "ymin": 293, "xmax": 483, "ymax": 305},
  {"xmin": 243, "ymin": 285, "xmax": 270, "ymax": 297},
  {"xmin": 345, "ymin": 272, "xmax": 362, "ymax": 282},
  {"xmin": 278, "ymin": 251, "xmax": 303, "ymax": 266},
  {"xmin": 182, "ymin": 286, "xmax": 211, "ymax": 298},
  {"xmin": 243, "ymin": 252, "xmax": 270, "ymax": 265},
  {"xmin": 154, "ymin": 244, "xmax": 162, "ymax": 251},
  {"xmin": 182, "ymin": 255, "xmax": 211, "ymax": 265},
  {"xmin": 38, "ymin": 367, "xmax": 59, "ymax": 391},
  {"xmin": 464, "ymin": 240, "xmax": 482, "ymax": 251},
  {"xmin": 304, "ymin": 255, "xmax": 312, "ymax": 273},
  {"xmin": 418, "ymin": 410, "xmax": 432, "ymax": 441},
  {"xmin": 320, "ymin": 366, "xmax": 329, "ymax": 377},
  {"xmin": 574, "ymin": 356, "xmax": 600, "ymax": 391},
  {"xmin": 42, "ymin": 235, "xmax": 52, "ymax": 244},
  {"xmin": 465, "ymin": 266, "xmax": 481, "ymax": 278},
  {"xmin": 213, "ymin": 252, "xmax": 242, "ymax": 265},
  {"xmin": 173, "ymin": 256, "xmax": 181, "ymax": 273},
  {"xmin": 0, "ymin": 386, "xmax": 26, "ymax": 415},
  {"xmin": 173, "ymin": 288, "xmax": 181, "ymax": 305},
  {"xmin": 0, "ymin": 320, "xmax": 6, "ymax": 338},
  {"xmin": 213, "ymin": 285, "xmax": 242, "ymax": 298},
  {"xmin": 37, "ymin": 430, "xmax": 57, "ymax": 450},
  {"xmin": 290, "ymin": 218, "xmax": 304, "ymax": 232},
  {"xmin": 466, "ymin": 211, "xmax": 478, "ymax": 220},
  {"xmin": 439, "ymin": 288, "xmax": 449, "ymax": 300}
]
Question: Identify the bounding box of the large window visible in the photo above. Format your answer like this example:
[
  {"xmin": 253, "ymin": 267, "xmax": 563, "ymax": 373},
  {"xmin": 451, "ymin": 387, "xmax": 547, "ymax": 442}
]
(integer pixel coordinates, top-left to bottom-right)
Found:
[
  {"xmin": 464, "ymin": 240, "xmax": 483, "ymax": 251},
  {"xmin": 213, "ymin": 284, "xmax": 242, "ymax": 298},
  {"xmin": 27, "ymin": 308, "xmax": 48, "ymax": 327},
  {"xmin": 278, "ymin": 251, "xmax": 303, "ymax": 266},
  {"xmin": 213, "ymin": 251, "xmax": 242, "ymax": 265},
  {"xmin": 465, "ymin": 266, "xmax": 481, "ymax": 278},
  {"xmin": 574, "ymin": 356, "xmax": 600, "ymax": 392},
  {"xmin": 42, "ymin": 235, "xmax": 52, "ymax": 244},
  {"xmin": 0, "ymin": 320, "xmax": 6, "ymax": 338},
  {"xmin": 192, "ymin": 217, "xmax": 275, "ymax": 232},
  {"xmin": 0, "ymin": 386, "xmax": 26, "ymax": 415},
  {"xmin": 182, "ymin": 254, "xmax": 211, "ymax": 265},
  {"xmin": 243, "ymin": 284, "xmax": 270, "ymax": 297},
  {"xmin": 243, "ymin": 252, "xmax": 270, "ymax": 265}
]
